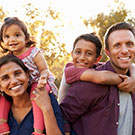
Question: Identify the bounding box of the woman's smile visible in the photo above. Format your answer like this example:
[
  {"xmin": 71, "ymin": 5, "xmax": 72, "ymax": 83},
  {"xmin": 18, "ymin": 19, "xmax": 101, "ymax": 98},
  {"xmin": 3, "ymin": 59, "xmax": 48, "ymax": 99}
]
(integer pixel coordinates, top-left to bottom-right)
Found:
[{"xmin": 0, "ymin": 62, "xmax": 29, "ymax": 97}]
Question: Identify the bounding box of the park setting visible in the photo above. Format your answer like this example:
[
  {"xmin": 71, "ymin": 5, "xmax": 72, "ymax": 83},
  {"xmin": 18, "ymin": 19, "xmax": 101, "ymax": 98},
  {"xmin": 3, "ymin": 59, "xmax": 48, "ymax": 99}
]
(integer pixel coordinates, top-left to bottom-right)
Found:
[{"xmin": 0, "ymin": 0, "xmax": 134, "ymax": 87}]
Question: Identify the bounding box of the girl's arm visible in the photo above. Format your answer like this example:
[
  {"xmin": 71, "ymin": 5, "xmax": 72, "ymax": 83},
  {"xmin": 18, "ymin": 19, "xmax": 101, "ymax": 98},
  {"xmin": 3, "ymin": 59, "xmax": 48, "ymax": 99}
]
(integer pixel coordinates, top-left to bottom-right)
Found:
[
  {"xmin": 34, "ymin": 51, "xmax": 50, "ymax": 88},
  {"xmin": 31, "ymin": 88, "xmax": 63, "ymax": 135}
]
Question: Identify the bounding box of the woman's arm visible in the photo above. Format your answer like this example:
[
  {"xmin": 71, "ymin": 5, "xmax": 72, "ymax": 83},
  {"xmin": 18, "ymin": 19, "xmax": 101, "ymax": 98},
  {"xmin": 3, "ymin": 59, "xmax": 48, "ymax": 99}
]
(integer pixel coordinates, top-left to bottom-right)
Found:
[{"xmin": 31, "ymin": 88, "xmax": 63, "ymax": 135}]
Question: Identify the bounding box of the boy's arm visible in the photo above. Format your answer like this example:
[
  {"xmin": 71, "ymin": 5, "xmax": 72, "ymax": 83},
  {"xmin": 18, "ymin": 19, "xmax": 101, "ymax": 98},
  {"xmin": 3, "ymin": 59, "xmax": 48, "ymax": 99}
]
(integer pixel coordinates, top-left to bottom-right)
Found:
[
  {"xmin": 80, "ymin": 69, "xmax": 122, "ymax": 85},
  {"xmin": 130, "ymin": 63, "xmax": 135, "ymax": 78},
  {"xmin": 117, "ymin": 74, "xmax": 135, "ymax": 92},
  {"xmin": 130, "ymin": 63, "xmax": 135, "ymax": 92},
  {"xmin": 65, "ymin": 64, "xmax": 87, "ymax": 84},
  {"xmin": 66, "ymin": 63, "xmax": 122, "ymax": 85},
  {"xmin": 58, "ymin": 71, "xmax": 71, "ymax": 104}
]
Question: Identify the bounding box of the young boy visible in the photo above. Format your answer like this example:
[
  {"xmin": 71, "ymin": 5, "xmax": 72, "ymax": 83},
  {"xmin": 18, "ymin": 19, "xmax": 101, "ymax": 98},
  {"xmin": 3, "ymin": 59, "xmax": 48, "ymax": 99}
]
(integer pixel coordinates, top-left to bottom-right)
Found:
[{"xmin": 58, "ymin": 33, "xmax": 135, "ymax": 104}]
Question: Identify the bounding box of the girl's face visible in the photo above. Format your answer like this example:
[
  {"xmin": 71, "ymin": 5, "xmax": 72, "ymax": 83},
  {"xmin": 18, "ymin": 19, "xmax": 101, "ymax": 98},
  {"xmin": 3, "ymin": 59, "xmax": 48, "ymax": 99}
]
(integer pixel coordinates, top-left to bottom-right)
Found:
[
  {"xmin": 2, "ymin": 24, "xmax": 28, "ymax": 56},
  {"xmin": 0, "ymin": 62, "xmax": 29, "ymax": 98}
]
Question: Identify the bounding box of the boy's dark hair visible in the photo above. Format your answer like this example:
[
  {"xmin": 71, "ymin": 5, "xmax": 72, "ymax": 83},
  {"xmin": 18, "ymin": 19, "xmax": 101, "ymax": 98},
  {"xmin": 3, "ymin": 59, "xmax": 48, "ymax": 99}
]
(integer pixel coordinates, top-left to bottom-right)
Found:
[
  {"xmin": 0, "ymin": 54, "xmax": 30, "ymax": 102},
  {"xmin": 104, "ymin": 22, "xmax": 135, "ymax": 50},
  {"xmin": 0, "ymin": 17, "xmax": 36, "ymax": 52},
  {"xmin": 73, "ymin": 33, "xmax": 102, "ymax": 57}
]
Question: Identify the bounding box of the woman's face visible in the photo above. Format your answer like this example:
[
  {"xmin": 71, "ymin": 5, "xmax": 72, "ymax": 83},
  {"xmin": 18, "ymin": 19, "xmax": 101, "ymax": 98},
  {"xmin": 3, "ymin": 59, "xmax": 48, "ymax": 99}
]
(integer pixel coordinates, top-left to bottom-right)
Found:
[{"xmin": 0, "ymin": 62, "xmax": 29, "ymax": 97}]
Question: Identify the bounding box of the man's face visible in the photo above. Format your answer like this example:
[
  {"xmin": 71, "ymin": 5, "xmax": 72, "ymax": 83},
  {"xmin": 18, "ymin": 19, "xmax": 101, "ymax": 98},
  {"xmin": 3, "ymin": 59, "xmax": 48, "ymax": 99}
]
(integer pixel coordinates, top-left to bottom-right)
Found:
[
  {"xmin": 72, "ymin": 39, "xmax": 97, "ymax": 68},
  {"xmin": 107, "ymin": 29, "xmax": 135, "ymax": 74}
]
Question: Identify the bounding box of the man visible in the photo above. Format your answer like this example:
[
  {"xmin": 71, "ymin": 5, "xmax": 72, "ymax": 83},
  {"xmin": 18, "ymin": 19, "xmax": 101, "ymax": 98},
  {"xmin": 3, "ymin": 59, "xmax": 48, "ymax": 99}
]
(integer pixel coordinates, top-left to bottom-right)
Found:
[{"xmin": 60, "ymin": 22, "xmax": 135, "ymax": 135}]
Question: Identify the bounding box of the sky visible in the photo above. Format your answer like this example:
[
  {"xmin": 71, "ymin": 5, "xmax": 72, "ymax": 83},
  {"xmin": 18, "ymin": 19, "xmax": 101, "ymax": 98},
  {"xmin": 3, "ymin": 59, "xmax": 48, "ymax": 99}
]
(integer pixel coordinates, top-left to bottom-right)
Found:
[{"xmin": 0, "ymin": 0, "xmax": 134, "ymax": 52}]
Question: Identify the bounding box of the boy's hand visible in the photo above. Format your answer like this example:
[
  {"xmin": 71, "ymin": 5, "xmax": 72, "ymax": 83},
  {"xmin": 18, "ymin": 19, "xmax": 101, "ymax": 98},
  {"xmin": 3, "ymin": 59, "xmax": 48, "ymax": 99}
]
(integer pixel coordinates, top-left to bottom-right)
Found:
[
  {"xmin": 37, "ymin": 75, "xmax": 47, "ymax": 89},
  {"xmin": 117, "ymin": 74, "xmax": 135, "ymax": 93}
]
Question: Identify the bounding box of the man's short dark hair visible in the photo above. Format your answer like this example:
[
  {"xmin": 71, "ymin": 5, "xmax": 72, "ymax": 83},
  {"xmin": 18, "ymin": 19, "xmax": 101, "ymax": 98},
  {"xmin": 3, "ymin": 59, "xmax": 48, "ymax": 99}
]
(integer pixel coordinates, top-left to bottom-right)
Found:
[{"xmin": 104, "ymin": 22, "xmax": 135, "ymax": 50}]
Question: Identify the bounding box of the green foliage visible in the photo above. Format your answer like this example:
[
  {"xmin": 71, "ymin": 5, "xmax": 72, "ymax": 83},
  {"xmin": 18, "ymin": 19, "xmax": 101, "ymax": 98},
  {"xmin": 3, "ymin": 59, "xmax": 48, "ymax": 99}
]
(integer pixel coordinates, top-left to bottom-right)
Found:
[
  {"xmin": 83, "ymin": 2, "xmax": 135, "ymax": 62},
  {"xmin": 23, "ymin": 3, "xmax": 71, "ymax": 88},
  {"xmin": 0, "ymin": 6, "xmax": 8, "ymax": 57},
  {"xmin": 1, "ymin": 1, "xmax": 135, "ymax": 88},
  {"xmin": 0, "ymin": 6, "xmax": 7, "ymax": 22},
  {"xmin": 0, "ymin": 3, "xmax": 70, "ymax": 88}
]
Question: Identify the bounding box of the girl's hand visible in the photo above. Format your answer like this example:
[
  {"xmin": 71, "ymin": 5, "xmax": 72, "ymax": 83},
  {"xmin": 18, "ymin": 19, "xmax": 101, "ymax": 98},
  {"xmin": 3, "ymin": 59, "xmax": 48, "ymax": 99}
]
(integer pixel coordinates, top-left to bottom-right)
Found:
[
  {"xmin": 37, "ymin": 75, "xmax": 47, "ymax": 89},
  {"xmin": 117, "ymin": 74, "xmax": 135, "ymax": 93}
]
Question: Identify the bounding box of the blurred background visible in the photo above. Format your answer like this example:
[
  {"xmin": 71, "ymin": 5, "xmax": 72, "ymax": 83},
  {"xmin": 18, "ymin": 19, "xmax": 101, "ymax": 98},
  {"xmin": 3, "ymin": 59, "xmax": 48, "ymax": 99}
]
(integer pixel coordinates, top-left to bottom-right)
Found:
[{"xmin": 0, "ymin": 0, "xmax": 134, "ymax": 87}]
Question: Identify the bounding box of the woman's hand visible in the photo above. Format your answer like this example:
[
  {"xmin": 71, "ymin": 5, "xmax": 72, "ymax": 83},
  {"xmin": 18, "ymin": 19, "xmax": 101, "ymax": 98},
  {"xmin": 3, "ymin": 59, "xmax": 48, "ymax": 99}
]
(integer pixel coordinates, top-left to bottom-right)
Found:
[
  {"xmin": 31, "ymin": 88, "xmax": 62, "ymax": 135},
  {"xmin": 31, "ymin": 87, "xmax": 51, "ymax": 112}
]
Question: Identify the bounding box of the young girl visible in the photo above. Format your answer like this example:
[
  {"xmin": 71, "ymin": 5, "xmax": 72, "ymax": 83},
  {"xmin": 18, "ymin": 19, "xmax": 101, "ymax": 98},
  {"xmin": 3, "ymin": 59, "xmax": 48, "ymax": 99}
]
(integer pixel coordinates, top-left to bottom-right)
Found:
[
  {"xmin": 0, "ymin": 17, "xmax": 58, "ymax": 135},
  {"xmin": 58, "ymin": 33, "xmax": 135, "ymax": 104}
]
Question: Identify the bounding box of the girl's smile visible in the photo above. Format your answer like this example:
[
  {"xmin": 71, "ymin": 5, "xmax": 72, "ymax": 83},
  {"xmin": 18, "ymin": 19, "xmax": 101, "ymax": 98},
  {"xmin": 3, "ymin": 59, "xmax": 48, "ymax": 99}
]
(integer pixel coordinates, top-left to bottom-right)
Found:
[{"xmin": 2, "ymin": 24, "xmax": 28, "ymax": 56}]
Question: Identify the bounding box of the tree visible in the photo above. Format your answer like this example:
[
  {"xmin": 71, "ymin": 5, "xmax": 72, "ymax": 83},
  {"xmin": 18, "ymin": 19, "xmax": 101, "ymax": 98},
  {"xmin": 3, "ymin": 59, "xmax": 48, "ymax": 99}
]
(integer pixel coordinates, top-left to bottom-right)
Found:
[
  {"xmin": 0, "ymin": 6, "xmax": 8, "ymax": 57},
  {"xmin": 23, "ymin": 3, "xmax": 71, "ymax": 88},
  {"xmin": 0, "ymin": 3, "xmax": 71, "ymax": 88},
  {"xmin": 0, "ymin": 6, "xmax": 7, "ymax": 22},
  {"xmin": 83, "ymin": 2, "xmax": 135, "ymax": 61}
]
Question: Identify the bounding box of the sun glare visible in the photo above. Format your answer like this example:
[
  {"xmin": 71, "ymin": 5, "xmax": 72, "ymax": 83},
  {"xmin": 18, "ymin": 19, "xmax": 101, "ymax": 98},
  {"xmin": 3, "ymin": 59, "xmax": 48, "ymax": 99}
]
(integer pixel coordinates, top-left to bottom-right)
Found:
[{"xmin": 0, "ymin": 0, "xmax": 135, "ymax": 52}]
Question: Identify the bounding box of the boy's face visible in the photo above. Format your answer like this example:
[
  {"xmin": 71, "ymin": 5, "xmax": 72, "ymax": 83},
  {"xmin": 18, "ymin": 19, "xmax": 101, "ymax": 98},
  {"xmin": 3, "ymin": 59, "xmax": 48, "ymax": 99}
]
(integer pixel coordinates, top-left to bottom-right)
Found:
[{"xmin": 72, "ymin": 39, "xmax": 97, "ymax": 68}]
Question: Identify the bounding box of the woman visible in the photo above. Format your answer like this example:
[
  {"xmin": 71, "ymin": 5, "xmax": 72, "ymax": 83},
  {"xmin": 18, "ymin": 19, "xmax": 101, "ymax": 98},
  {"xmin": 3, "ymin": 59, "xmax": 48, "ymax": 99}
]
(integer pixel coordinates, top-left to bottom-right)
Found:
[{"xmin": 0, "ymin": 54, "xmax": 64, "ymax": 135}]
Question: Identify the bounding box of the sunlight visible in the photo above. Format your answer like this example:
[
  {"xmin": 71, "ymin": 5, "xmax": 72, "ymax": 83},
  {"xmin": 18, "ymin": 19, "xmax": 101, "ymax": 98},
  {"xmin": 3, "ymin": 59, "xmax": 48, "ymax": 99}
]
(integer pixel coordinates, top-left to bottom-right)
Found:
[{"xmin": 0, "ymin": 0, "xmax": 135, "ymax": 52}]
